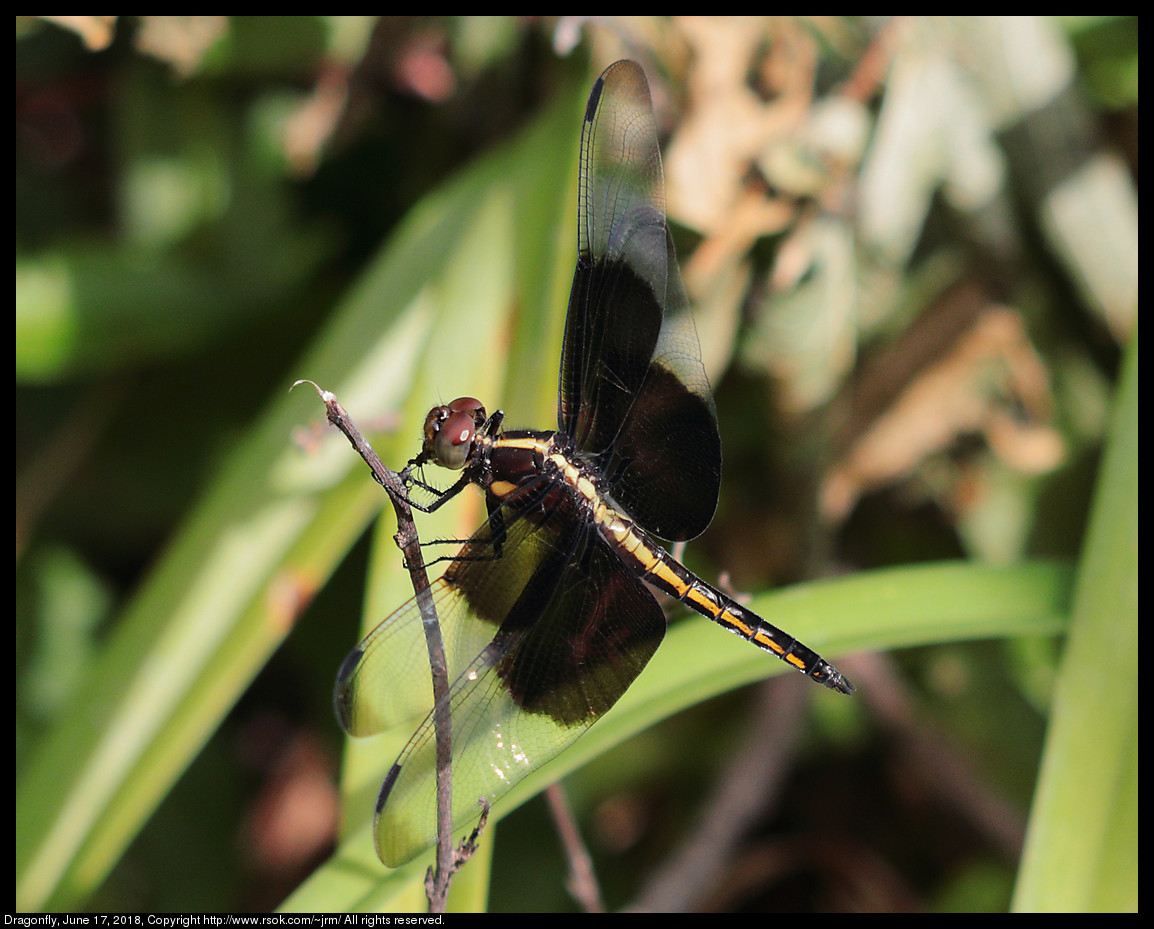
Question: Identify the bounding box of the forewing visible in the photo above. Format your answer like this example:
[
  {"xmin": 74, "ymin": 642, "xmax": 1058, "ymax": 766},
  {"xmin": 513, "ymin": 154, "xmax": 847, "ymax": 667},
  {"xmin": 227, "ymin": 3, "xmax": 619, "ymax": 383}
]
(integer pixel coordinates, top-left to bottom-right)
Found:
[{"xmin": 558, "ymin": 60, "xmax": 720, "ymax": 540}]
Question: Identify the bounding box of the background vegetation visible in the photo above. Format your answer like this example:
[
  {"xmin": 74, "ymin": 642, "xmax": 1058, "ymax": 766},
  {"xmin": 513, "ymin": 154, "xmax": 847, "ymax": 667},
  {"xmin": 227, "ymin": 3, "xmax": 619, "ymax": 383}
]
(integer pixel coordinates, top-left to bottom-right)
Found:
[{"xmin": 16, "ymin": 16, "xmax": 1136, "ymax": 913}]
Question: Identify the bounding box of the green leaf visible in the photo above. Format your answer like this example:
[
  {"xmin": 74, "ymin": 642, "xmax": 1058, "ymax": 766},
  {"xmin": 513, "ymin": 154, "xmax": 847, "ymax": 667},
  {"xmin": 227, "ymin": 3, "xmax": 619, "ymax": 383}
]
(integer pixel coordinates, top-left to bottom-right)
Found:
[
  {"xmin": 1012, "ymin": 332, "xmax": 1137, "ymax": 913},
  {"xmin": 286, "ymin": 559, "xmax": 1072, "ymax": 912},
  {"xmin": 15, "ymin": 66, "xmax": 586, "ymax": 914}
]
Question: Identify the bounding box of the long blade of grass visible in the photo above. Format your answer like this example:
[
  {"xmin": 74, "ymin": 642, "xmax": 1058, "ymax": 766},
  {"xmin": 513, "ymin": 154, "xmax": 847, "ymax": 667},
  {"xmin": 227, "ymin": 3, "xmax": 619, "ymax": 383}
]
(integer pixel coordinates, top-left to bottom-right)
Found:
[
  {"xmin": 1012, "ymin": 332, "xmax": 1137, "ymax": 912},
  {"xmin": 15, "ymin": 72, "xmax": 586, "ymax": 913}
]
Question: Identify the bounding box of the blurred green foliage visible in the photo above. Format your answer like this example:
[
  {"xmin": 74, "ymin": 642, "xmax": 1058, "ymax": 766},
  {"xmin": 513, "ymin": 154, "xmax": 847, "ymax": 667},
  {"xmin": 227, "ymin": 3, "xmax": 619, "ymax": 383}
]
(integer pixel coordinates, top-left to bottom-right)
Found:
[{"xmin": 16, "ymin": 16, "xmax": 1135, "ymax": 913}]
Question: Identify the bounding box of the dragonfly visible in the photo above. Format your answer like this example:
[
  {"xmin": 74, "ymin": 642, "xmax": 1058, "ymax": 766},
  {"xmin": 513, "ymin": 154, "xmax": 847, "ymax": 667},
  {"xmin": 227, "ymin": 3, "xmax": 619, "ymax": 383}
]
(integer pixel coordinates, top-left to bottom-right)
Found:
[{"xmin": 334, "ymin": 59, "xmax": 854, "ymax": 868}]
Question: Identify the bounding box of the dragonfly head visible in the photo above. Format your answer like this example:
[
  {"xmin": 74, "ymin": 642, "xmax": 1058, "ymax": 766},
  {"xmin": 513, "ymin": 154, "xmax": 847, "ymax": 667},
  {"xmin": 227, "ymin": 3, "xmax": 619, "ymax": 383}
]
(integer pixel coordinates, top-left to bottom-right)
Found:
[{"xmin": 419, "ymin": 396, "xmax": 487, "ymax": 470}]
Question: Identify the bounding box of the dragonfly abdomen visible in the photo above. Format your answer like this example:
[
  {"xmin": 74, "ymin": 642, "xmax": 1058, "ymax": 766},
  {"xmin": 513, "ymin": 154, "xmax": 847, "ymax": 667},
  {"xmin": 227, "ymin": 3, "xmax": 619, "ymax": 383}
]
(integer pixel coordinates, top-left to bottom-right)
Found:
[{"xmin": 599, "ymin": 512, "xmax": 854, "ymax": 695}]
